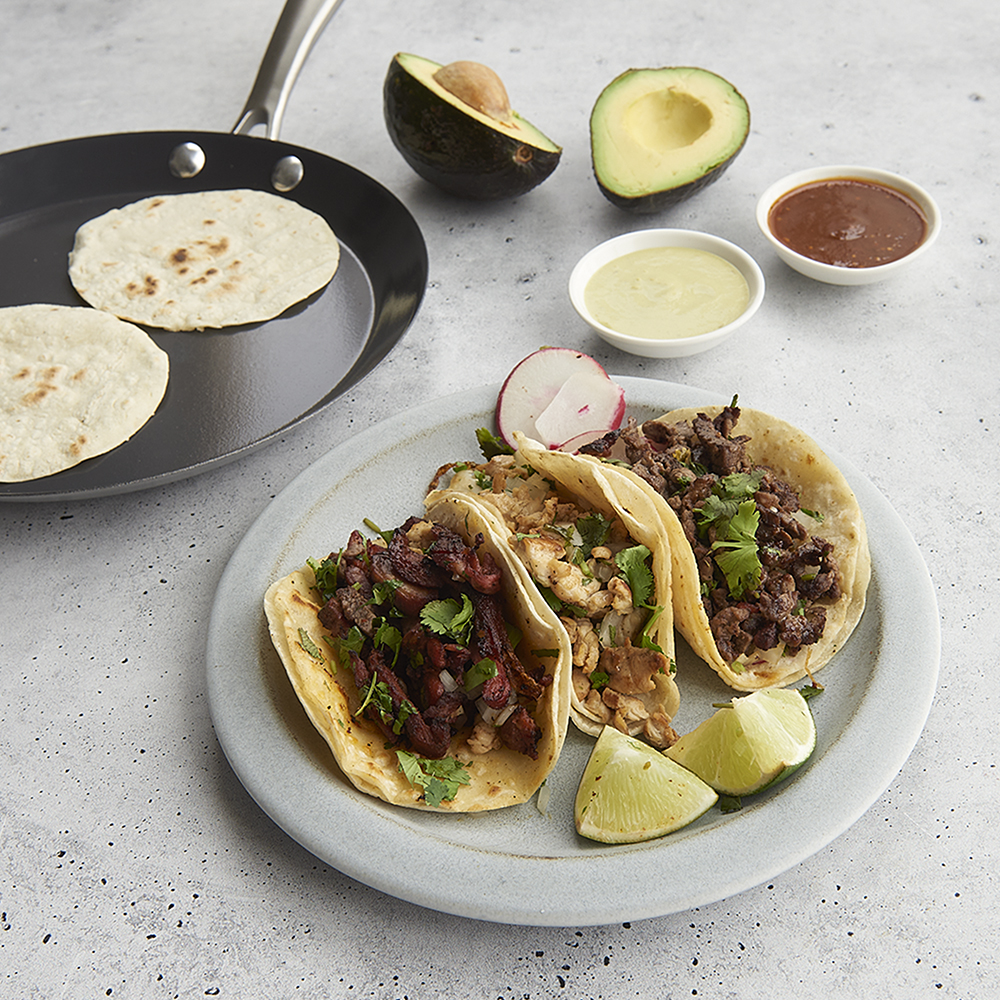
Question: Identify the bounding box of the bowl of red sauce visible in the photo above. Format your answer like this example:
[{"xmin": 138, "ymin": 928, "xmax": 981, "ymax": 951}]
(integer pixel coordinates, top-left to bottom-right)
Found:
[{"xmin": 756, "ymin": 165, "xmax": 941, "ymax": 285}]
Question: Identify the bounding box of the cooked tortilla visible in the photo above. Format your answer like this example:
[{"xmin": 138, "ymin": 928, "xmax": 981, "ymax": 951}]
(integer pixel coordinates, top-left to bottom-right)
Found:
[
  {"xmin": 264, "ymin": 495, "xmax": 571, "ymax": 812},
  {"xmin": 0, "ymin": 304, "xmax": 169, "ymax": 482},
  {"xmin": 609, "ymin": 406, "xmax": 871, "ymax": 690},
  {"xmin": 68, "ymin": 189, "xmax": 340, "ymax": 331},
  {"xmin": 427, "ymin": 430, "xmax": 680, "ymax": 746}
]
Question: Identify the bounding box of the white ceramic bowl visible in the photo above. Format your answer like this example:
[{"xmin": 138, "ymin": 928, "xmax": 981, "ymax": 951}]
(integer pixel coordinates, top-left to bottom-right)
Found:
[
  {"xmin": 568, "ymin": 228, "xmax": 765, "ymax": 358},
  {"xmin": 755, "ymin": 165, "xmax": 941, "ymax": 285}
]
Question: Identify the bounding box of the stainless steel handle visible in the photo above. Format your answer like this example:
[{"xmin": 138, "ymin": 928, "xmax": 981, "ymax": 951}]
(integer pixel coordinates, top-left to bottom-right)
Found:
[{"xmin": 233, "ymin": 0, "xmax": 347, "ymax": 139}]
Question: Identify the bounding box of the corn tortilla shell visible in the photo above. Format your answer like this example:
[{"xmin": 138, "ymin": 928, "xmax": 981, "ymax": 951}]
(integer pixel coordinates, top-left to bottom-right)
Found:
[
  {"xmin": 0, "ymin": 304, "xmax": 168, "ymax": 482},
  {"xmin": 264, "ymin": 496, "xmax": 571, "ymax": 812},
  {"xmin": 427, "ymin": 430, "xmax": 680, "ymax": 740},
  {"xmin": 611, "ymin": 406, "xmax": 871, "ymax": 690},
  {"xmin": 68, "ymin": 189, "xmax": 340, "ymax": 331}
]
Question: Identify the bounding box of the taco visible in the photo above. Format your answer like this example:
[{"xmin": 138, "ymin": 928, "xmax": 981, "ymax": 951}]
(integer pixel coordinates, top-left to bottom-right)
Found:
[
  {"xmin": 427, "ymin": 430, "xmax": 680, "ymax": 748},
  {"xmin": 579, "ymin": 400, "xmax": 871, "ymax": 690},
  {"xmin": 263, "ymin": 496, "xmax": 571, "ymax": 812}
]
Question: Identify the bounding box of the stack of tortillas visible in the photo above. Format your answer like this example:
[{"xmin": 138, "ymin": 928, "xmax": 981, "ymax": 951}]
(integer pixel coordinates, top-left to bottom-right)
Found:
[
  {"xmin": 3, "ymin": 188, "xmax": 340, "ymax": 482},
  {"xmin": 0, "ymin": 304, "xmax": 169, "ymax": 482},
  {"xmin": 68, "ymin": 188, "xmax": 341, "ymax": 331}
]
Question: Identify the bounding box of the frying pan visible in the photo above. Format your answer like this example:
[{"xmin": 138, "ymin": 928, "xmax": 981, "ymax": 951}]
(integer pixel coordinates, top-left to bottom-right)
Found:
[{"xmin": 0, "ymin": 0, "xmax": 428, "ymax": 502}]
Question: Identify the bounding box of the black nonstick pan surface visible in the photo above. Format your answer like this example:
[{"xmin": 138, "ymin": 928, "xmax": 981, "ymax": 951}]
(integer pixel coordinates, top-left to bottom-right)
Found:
[{"xmin": 0, "ymin": 1, "xmax": 427, "ymax": 501}]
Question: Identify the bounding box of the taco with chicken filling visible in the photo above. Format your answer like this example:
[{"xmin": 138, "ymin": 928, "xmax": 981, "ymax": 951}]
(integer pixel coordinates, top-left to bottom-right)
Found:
[
  {"xmin": 577, "ymin": 400, "xmax": 871, "ymax": 690},
  {"xmin": 263, "ymin": 496, "xmax": 571, "ymax": 812},
  {"xmin": 427, "ymin": 430, "xmax": 680, "ymax": 749}
]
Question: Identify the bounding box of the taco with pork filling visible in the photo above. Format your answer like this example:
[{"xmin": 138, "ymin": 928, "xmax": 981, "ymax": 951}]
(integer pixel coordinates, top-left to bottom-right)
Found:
[
  {"xmin": 578, "ymin": 400, "xmax": 871, "ymax": 690},
  {"xmin": 427, "ymin": 430, "xmax": 679, "ymax": 749},
  {"xmin": 264, "ymin": 496, "xmax": 570, "ymax": 812}
]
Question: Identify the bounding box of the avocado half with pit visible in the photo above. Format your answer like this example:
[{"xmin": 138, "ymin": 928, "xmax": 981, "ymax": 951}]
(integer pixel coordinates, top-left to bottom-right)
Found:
[
  {"xmin": 384, "ymin": 52, "xmax": 562, "ymax": 200},
  {"xmin": 590, "ymin": 67, "xmax": 750, "ymax": 213}
]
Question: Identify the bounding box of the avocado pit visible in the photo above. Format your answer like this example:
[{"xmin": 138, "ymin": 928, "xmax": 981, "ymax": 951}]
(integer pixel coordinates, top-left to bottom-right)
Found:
[
  {"xmin": 384, "ymin": 52, "xmax": 561, "ymax": 200},
  {"xmin": 432, "ymin": 60, "xmax": 514, "ymax": 125}
]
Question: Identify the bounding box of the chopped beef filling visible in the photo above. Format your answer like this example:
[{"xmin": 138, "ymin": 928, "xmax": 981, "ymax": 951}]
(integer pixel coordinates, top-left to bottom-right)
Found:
[
  {"xmin": 313, "ymin": 517, "xmax": 548, "ymax": 761},
  {"xmin": 582, "ymin": 403, "xmax": 841, "ymax": 665}
]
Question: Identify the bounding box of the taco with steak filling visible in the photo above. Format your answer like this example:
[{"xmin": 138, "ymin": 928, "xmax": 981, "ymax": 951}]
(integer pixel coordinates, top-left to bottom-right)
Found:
[
  {"xmin": 263, "ymin": 495, "xmax": 571, "ymax": 812},
  {"xmin": 427, "ymin": 430, "xmax": 680, "ymax": 749},
  {"xmin": 577, "ymin": 399, "xmax": 871, "ymax": 690}
]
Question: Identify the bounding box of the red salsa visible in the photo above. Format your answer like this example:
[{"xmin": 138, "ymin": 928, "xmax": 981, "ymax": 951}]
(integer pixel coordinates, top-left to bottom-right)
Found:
[{"xmin": 768, "ymin": 177, "xmax": 928, "ymax": 268}]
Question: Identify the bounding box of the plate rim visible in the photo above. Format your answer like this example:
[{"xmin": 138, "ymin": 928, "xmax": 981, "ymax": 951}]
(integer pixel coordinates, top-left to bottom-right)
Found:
[{"xmin": 205, "ymin": 377, "xmax": 940, "ymax": 926}]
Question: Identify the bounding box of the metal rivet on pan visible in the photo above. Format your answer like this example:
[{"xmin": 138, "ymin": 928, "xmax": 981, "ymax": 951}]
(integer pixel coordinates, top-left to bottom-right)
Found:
[
  {"xmin": 272, "ymin": 155, "xmax": 304, "ymax": 192},
  {"xmin": 169, "ymin": 142, "xmax": 206, "ymax": 179}
]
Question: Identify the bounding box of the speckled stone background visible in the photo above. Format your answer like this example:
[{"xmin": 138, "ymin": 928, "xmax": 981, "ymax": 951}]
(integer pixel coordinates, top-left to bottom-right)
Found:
[{"xmin": 1, "ymin": 0, "xmax": 996, "ymax": 997}]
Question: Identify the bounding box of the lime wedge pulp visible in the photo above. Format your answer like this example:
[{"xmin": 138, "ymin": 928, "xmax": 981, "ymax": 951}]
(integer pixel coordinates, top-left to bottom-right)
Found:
[
  {"xmin": 574, "ymin": 725, "xmax": 718, "ymax": 844},
  {"xmin": 665, "ymin": 688, "xmax": 816, "ymax": 797}
]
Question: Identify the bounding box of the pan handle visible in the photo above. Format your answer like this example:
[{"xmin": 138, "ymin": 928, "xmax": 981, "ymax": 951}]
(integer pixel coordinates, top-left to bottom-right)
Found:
[{"xmin": 233, "ymin": 0, "xmax": 347, "ymax": 139}]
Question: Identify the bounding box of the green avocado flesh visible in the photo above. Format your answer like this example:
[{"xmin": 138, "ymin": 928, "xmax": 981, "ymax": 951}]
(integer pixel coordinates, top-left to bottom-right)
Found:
[
  {"xmin": 590, "ymin": 67, "xmax": 750, "ymax": 213},
  {"xmin": 384, "ymin": 52, "xmax": 561, "ymax": 200}
]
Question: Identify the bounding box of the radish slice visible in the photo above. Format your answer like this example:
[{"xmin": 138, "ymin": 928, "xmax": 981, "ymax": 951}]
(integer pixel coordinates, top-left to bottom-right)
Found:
[
  {"xmin": 495, "ymin": 347, "xmax": 622, "ymax": 448},
  {"xmin": 533, "ymin": 371, "xmax": 626, "ymax": 448}
]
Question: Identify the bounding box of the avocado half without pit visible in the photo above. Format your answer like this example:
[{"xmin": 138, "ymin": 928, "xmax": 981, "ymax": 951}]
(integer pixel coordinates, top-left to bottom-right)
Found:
[
  {"xmin": 384, "ymin": 52, "xmax": 562, "ymax": 200},
  {"xmin": 590, "ymin": 67, "xmax": 750, "ymax": 213}
]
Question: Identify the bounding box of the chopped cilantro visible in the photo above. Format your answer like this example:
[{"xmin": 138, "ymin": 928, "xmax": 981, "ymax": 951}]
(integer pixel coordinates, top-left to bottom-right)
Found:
[
  {"xmin": 373, "ymin": 619, "xmax": 403, "ymax": 665},
  {"xmin": 296, "ymin": 628, "xmax": 325, "ymax": 662},
  {"xmin": 396, "ymin": 751, "xmax": 471, "ymax": 807},
  {"xmin": 800, "ymin": 507, "xmax": 824, "ymax": 522},
  {"xmin": 720, "ymin": 469, "xmax": 765, "ymax": 499},
  {"xmin": 307, "ymin": 555, "xmax": 340, "ymax": 601},
  {"xmin": 537, "ymin": 584, "xmax": 585, "ymax": 617},
  {"xmin": 363, "ymin": 518, "xmax": 393, "ymax": 546},
  {"xmin": 330, "ymin": 625, "xmax": 365, "ymax": 659},
  {"xmin": 356, "ymin": 676, "xmax": 415, "ymax": 735},
  {"xmin": 476, "ymin": 427, "xmax": 513, "ymax": 459},
  {"xmin": 537, "ymin": 586, "xmax": 564, "ymax": 613},
  {"xmin": 371, "ymin": 579, "xmax": 402, "ymax": 607},
  {"xmin": 420, "ymin": 594, "xmax": 475, "ymax": 646},
  {"xmin": 589, "ymin": 670, "xmax": 610, "ymax": 691},
  {"xmin": 576, "ymin": 512, "xmax": 613, "ymax": 556},
  {"xmin": 638, "ymin": 604, "xmax": 665, "ymax": 654},
  {"xmin": 615, "ymin": 544, "xmax": 655, "ymax": 608},
  {"xmin": 464, "ymin": 658, "xmax": 498, "ymax": 691},
  {"xmin": 712, "ymin": 500, "xmax": 762, "ymax": 599},
  {"xmin": 696, "ymin": 470, "xmax": 765, "ymax": 534}
]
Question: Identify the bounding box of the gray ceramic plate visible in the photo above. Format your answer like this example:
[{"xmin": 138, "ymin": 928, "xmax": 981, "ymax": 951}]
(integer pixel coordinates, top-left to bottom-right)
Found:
[{"xmin": 205, "ymin": 378, "xmax": 939, "ymax": 926}]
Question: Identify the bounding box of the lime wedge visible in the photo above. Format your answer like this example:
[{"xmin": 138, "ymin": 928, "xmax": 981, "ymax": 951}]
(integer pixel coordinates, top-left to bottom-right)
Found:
[
  {"xmin": 665, "ymin": 688, "xmax": 816, "ymax": 797},
  {"xmin": 574, "ymin": 726, "xmax": 718, "ymax": 844}
]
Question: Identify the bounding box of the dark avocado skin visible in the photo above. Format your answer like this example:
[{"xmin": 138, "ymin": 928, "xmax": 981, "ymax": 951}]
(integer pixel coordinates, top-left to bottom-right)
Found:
[
  {"xmin": 384, "ymin": 59, "xmax": 560, "ymax": 200},
  {"xmin": 594, "ymin": 131, "xmax": 749, "ymax": 214}
]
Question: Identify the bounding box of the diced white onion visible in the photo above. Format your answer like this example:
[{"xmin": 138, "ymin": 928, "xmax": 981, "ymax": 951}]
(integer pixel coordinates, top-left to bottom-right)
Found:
[
  {"xmin": 439, "ymin": 669, "xmax": 458, "ymax": 693},
  {"xmin": 476, "ymin": 698, "xmax": 498, "ymax": 725},
  {"xmin": 476, "ymin": 695, "xmax": 517, "ymax": 728},
  {"xmin": 494, "ymin": 705, "xmax": 516, "ymax": 726}
]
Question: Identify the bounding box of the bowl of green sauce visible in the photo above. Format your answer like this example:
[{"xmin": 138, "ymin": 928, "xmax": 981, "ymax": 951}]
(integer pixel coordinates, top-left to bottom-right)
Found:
[{"xmin": 569, "ymin": 229, "xmax": 765, "ymax": 358}]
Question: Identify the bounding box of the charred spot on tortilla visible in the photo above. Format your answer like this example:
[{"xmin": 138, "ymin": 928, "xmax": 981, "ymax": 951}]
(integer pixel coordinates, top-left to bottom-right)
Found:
[{"xmin": 68, "ymin": 188, "xmax": 340, "ymax": 331}]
